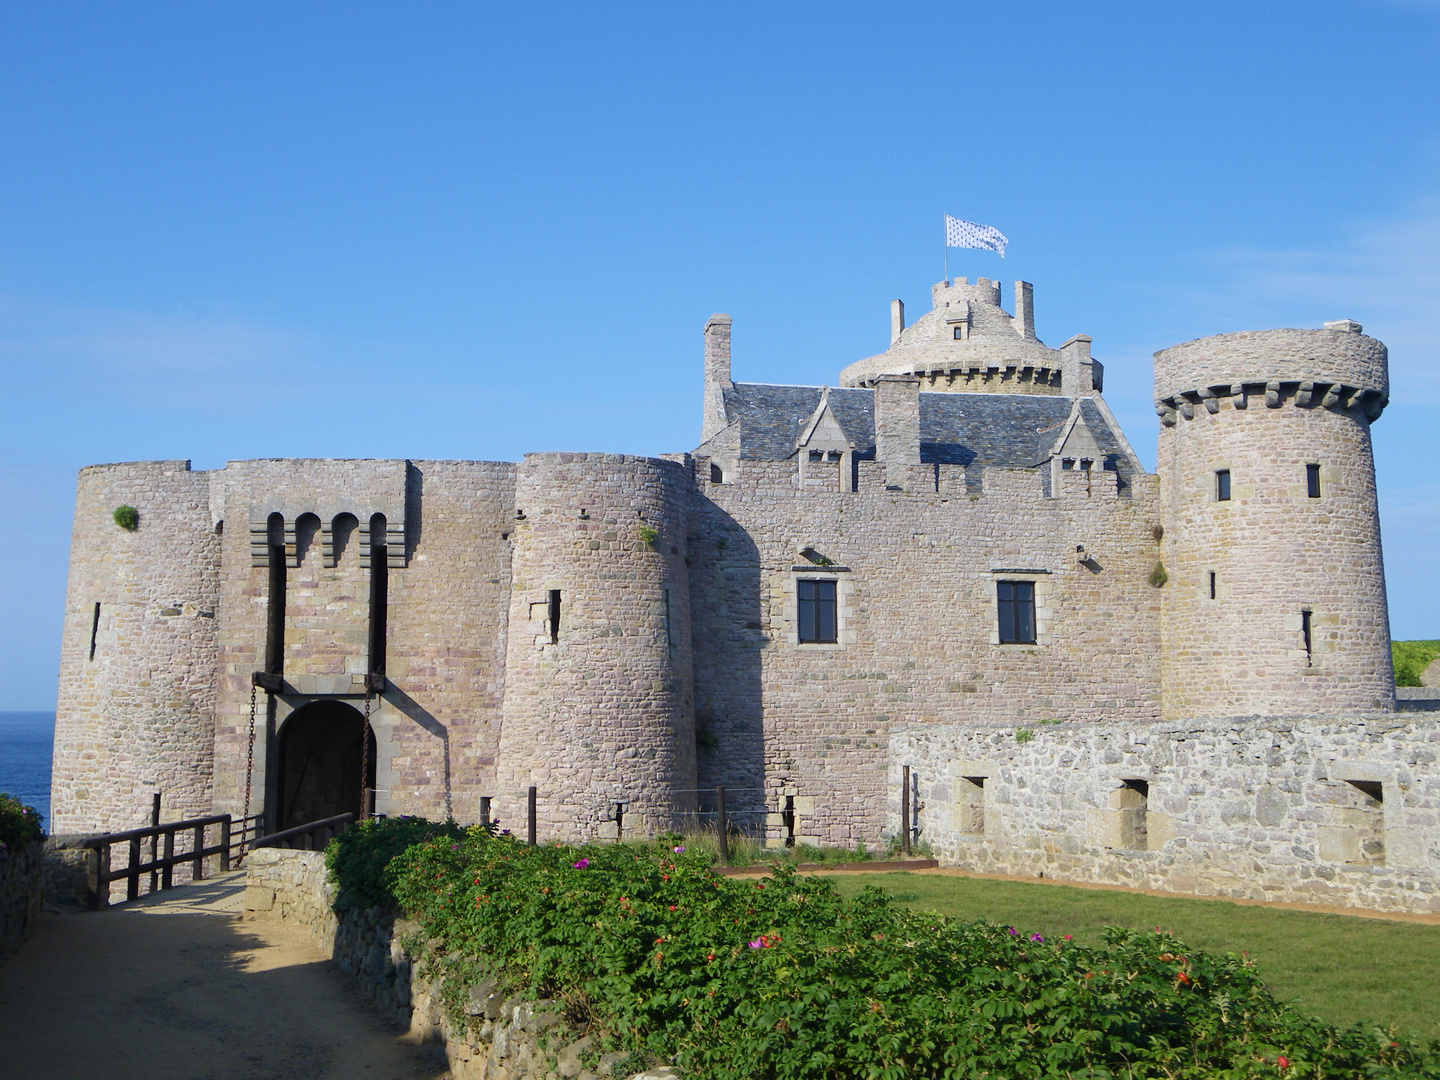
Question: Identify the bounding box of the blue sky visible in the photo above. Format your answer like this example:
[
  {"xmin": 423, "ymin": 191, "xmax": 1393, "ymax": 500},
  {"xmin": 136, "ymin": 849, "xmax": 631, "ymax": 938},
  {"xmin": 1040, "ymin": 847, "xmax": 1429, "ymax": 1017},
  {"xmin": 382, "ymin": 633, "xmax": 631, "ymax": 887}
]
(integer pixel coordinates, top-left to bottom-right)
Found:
[{"xmin": 1, "ymin": 2, "xmax": 1437, "ymax": 709}]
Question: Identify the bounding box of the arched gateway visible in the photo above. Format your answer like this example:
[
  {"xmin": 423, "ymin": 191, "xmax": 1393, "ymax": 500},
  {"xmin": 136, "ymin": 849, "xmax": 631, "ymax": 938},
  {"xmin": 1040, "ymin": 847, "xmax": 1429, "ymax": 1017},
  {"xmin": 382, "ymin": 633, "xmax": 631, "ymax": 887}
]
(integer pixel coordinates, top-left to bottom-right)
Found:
[{"xmin": 275, "ymin": 700, "xmax": 376, "ymax": 831}]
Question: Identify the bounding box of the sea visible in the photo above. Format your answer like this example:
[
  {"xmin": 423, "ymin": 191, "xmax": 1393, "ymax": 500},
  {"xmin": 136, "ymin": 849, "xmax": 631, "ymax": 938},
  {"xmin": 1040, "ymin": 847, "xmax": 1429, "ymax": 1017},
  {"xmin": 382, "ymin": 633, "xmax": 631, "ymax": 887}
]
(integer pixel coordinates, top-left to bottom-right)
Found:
[{"xmin": 0, "ymin": 711, "xmax": 54, "ymax": 832}]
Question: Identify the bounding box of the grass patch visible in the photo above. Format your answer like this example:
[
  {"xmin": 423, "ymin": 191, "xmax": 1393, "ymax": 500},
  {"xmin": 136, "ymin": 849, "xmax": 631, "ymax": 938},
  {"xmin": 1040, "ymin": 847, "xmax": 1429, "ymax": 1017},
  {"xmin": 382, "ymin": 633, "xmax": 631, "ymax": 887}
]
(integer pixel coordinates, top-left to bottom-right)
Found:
[
  {"xmin": 1393, "ymin": 639, "xmax": 1440, "ymax": 687},
  {"xmin": 829, "ymin": 871, "xmax": 1440, "ymax": 1039}
]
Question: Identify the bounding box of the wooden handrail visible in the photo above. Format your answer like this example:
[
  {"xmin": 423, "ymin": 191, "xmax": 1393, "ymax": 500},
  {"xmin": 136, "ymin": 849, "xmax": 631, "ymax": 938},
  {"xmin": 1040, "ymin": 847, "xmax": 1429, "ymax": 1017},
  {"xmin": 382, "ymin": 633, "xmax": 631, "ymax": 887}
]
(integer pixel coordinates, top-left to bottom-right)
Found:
[
  {"xmin": 85, "ymin": 814, "xmax": 234, "ymax": 910},
  {"xmin": 249, "ymin": 812, "xmax": 355, "ymax": 852}
]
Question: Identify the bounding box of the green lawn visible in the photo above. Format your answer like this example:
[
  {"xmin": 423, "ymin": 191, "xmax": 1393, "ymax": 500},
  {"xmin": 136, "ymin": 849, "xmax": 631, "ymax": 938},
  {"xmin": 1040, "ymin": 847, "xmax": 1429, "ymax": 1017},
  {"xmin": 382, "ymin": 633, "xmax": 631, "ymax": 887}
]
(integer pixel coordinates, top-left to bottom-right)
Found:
[
  {"xmin": 1394, "ymin": 639, "xmax": 1440, "ymax": 686},
  {"xmin": 829, "ymin": 872, "xmax": 1440, "ymax": 1040}
]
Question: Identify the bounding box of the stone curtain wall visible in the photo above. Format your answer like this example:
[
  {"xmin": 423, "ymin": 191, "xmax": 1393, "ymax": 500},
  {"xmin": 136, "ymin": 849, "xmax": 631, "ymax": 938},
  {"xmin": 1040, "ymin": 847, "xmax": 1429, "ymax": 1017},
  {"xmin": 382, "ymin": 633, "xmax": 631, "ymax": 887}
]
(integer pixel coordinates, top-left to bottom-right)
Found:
[
  {"xmin": 496, "ymin": 453, "xmax": 697, "ymax": 842},
  {"xmin": 244, "ymin": 849, "xmax": 676, "ymax": 1080},
  {"xmin": 687, "ymin": 456, "xmax": 1164, "ymax": 849},
  {"xmin": 0, "ymin": 840, "xmax": 45, "ymax": 959},
  {"xmin": 52, "ymin": 461, "xmax": 220, "ymax": 834},
  {"xmin": 892, "ymin": 715, "xmax": 1440, "ymax": 914},
  {"xmin": 1155, "ymin": 327, "xmax": 1394, "ymax": 720}
]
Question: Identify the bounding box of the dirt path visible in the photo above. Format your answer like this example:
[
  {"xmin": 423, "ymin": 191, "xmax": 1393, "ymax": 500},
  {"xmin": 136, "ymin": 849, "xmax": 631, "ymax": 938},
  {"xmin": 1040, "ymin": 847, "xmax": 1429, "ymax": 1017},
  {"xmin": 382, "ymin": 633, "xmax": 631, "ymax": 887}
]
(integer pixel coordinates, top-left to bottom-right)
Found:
[{"xmin": 0, "ymin": 873, "xmax": 448, "ymax": 1080}]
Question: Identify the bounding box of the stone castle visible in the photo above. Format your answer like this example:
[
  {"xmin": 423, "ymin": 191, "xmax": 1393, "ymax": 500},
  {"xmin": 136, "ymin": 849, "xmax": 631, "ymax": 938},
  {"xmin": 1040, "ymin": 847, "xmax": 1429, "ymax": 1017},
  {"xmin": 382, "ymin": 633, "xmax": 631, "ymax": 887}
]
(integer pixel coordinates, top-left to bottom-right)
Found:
[{"xmin": 51, "ymin": 273, "xmax": 1440, "ymax": 914}]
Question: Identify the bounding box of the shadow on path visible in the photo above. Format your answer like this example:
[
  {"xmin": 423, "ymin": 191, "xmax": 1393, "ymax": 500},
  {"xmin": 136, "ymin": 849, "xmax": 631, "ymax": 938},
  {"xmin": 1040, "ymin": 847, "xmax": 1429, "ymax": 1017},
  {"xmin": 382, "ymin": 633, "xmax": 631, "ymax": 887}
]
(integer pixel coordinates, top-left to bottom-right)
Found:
[{"xmin": 0, "ymin": 873, "xmax": 447, "ymax": 1080}]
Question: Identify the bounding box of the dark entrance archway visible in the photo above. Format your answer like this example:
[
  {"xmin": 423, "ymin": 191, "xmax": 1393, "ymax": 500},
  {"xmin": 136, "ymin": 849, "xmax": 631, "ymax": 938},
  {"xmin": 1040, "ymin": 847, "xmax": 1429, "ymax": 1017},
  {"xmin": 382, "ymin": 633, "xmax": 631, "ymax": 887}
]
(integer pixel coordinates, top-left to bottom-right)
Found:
[{"xmin": 275, "ymin": 700, "xmax": 376, "ymax": 831}]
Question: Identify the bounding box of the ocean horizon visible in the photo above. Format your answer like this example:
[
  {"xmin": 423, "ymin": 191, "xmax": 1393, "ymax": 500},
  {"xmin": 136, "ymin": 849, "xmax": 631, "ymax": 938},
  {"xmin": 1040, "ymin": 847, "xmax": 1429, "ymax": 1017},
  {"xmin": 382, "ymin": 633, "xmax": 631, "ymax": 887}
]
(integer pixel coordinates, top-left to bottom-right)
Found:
[{"xmin": 0, "ymin": 711, "xmax": 55, "ymax": 831}]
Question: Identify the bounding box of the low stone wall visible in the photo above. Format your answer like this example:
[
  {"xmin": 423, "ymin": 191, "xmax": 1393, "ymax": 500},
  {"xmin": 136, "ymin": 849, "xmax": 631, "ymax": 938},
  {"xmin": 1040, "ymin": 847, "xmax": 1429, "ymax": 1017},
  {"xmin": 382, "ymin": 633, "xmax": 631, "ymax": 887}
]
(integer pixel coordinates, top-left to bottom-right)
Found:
[
  {"xmin": 0, "ymin": 840, "xmax": 45, "ymax": 958},
  {"xmin": 243, "ymin": 848, "xmax": 675, "ymax": 1080},
  {"xmin": 892, "ymin": 714, "xmax": 1440, "ymax": 915}
]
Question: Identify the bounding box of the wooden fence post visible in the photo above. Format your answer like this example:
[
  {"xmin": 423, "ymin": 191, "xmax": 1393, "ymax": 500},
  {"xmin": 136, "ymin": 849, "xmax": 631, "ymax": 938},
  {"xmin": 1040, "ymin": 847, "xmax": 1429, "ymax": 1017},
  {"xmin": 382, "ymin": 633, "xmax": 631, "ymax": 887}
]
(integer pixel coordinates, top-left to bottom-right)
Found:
[{"xmin": 715, "ymin": 786, "xmax": 729, "ymax": 865}]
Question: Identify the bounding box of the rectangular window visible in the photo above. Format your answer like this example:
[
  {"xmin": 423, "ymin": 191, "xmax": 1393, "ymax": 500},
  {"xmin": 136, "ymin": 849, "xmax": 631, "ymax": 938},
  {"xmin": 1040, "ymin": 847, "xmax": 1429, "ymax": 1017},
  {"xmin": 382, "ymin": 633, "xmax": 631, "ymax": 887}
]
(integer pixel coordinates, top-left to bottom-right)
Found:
[
  {"xmin": 88, "ymin": 602, "xmax": 101, "ymax": 661},
  {"xmin": 996, "ymin": 580, "xmax": 1036, "ymax": 644},
  {"xmin": 1215, "ymin": 469, "xmax": 1231, "ymax": 501},
  {"xmin": 1209, "ymin": 572, "xmax": 1217, "ymax": 600},
  {"xmin": 1301, "ymin": 608, "xmax": 1313, "ymax": 665},
  {"xmin": 548, "ymin": 589, "xmax": 562, "ymax": 645},
  {"xmin": 797, "ymin": 579, "xmax": 837, "ymax": 643},
  {"xmin": 1307, "ymin": 463, "xmax": 1321, "ymax": 498}
]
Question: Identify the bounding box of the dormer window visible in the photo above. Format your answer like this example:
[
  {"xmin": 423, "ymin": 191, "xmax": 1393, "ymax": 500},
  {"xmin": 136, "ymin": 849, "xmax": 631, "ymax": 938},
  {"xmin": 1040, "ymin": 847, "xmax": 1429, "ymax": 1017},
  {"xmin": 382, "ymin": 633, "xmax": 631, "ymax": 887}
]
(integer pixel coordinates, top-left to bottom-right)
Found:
[
  {"xmin": 1061, "ymin": 458, "xmax": 1075, "ymax": 470},
  {"xmin": 1079, "ymin": 458, "xmax": 1093, "ymax": 471}
]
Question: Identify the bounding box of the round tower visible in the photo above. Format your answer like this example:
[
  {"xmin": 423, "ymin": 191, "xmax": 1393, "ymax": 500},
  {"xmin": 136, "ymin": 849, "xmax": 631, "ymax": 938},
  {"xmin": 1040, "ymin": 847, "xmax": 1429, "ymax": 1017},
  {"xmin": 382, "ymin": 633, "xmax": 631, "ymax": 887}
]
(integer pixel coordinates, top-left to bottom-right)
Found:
[
  {"xmin": 494, "ymin": 453, "xmax": 696, "ymax": 841},
  {"xmin": 1154, "ymin": 322, "xmax": 1394, "ymax": 719},
  {"xmin": 51, "ymin": 461, "xmax": 221, "ymax": 834}
]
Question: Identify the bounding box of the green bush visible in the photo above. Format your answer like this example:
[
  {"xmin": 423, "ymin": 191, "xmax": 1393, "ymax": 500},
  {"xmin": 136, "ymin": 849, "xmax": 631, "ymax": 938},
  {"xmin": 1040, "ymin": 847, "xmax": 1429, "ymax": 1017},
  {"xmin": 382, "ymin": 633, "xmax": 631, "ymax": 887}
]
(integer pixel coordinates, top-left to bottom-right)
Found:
[
  {"xmin": 1393, "ymin": 640, "xmax": 1440, "ymax": 688},
  {"xmin": 0, "ymin": 792, "xmax": 43, "ymax": 851},
  {"xmin": 112, "ymin": 504, "xmax": 139, "ymax": 531},
  {"xmin": 324, "ymin": 815, "xmax": 464, "ymax": 912},
  {"xmin": 382, "ymin": 828, "xmax": 1439, "ymax": 1079}
]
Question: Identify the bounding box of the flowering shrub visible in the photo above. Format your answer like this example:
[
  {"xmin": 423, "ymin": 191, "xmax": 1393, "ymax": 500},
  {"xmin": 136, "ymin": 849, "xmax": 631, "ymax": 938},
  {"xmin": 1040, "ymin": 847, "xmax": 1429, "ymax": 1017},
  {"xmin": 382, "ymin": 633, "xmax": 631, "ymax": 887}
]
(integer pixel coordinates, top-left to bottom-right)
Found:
[
  {"xmin": 370, "ymin": 825, "xmax": 1440, "ymax": 1079},
  {"xmin": 0, "ymin": 792, "xmax": 43, "ymax": 851},
  {"xmin": 324, "ymin": 815, "xmax": 463, "ymax": 912}
]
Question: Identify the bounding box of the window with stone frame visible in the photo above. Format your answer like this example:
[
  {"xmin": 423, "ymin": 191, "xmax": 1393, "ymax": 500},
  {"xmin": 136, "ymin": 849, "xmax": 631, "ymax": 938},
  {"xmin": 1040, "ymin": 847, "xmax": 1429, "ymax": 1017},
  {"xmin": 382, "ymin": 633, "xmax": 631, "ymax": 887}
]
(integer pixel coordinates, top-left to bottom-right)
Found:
[
  {"xmin": 996, "ymin": 580, "xmax": 1036, "ymax": 644},
  {"xmin": 797, "ymin": 578, "xmax": 837, "ymax": 644}
]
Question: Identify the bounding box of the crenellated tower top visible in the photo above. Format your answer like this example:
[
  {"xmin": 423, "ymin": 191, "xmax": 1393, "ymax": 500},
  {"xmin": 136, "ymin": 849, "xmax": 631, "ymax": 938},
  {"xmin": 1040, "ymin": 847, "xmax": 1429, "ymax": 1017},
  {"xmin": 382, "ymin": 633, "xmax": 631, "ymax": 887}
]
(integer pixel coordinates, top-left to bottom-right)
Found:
[{"xmin": 838, "ymin": 278, "xmax": 1100, "ymax": 396}]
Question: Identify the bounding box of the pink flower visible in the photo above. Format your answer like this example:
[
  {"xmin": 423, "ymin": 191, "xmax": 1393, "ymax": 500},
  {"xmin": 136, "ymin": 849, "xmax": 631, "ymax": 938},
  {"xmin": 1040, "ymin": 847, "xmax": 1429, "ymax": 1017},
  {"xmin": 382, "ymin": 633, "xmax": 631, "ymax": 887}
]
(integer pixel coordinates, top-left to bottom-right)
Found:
[
  {"xmin": 748, "ymin": 935, "xmax": 771, "ymax": 949},
  {"xmin": 1063, "ymin": 935, "xmax": 1072, "ymax": 941},
  {"xmin": 673, "ymin": 845, "xmax": 686, "ymax": 854},
  {"xmin": 1007, "ymin": 927, "xmax": 1018, "ymax": 935},
  {"xmin": 1030, "ymin": 933, "xmax": 1044, "ymax": 943},
  {"xmin": 572, "ymin": 858, "xmax": 590, "ymax": 869}
]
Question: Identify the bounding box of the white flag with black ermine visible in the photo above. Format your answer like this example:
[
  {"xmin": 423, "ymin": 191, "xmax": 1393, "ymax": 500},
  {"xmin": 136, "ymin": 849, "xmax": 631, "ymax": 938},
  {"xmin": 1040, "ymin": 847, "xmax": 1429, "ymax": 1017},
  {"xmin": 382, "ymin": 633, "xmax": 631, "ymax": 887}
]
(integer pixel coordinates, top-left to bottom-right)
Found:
[{"xmin": 945, "ymin": 215, "xmax": 1008, "ymax": 256}]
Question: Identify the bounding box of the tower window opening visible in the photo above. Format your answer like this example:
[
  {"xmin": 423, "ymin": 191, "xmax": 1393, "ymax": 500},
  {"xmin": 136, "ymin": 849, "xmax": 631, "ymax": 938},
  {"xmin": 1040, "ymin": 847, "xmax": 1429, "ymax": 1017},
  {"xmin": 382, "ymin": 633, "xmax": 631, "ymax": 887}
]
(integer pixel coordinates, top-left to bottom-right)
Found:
[
  {"xmin": 88, "ymin": 602, "xmax": 101, "ymax": 661},
  {"xmin": 1307, "ymin": 463, "xmax": 1322, "ymax": 498},
  {"xmin": 781, "ymin": 794, "xmax": 796, "ymax": 847},
  {"xmin": 1209, "ymin": 572, "xmax": 1217, "ymax": 601},
  {"xmin": 1061, "ymin": 458, "xmax": 1075, "ymax": 470},
  {"xmin": 997, "ymin": 580, "xmax": 1036, "ymax": 644},
  {"xmin": 710, "ymin": 462, "xmax": 724, "ymax": 484},
  {"xmin": 548, "ymin": 589, "xmax": 562, "ymax": 645},
  {"xmin": 1216, "ymin": 469, "xmax": 1231, "ymax": 501},
  {"xmin": 953, "ymin": 326, "xmax": 964, "ymax": 339},
  {"xmin": 266, "ymin": 514, "xmax": 286, "ymax": 677},
  {"xmin": 662, "ymin": 588, "xmax": 674, "ymax": 646},
  {"xmin": 797, "ymin": 579, "xmax": 837, "ymax": 643},
  {"xmin": 1301, "ymin": 608, "xmax": 1313, "ymax": 665},
  {"xmin": 1080, "ymin": 458, "xmax": 1093, "ymax": 472},
  {"xmin": 808, "ymin": 450, "xmax": 823, "ymax": 463}
]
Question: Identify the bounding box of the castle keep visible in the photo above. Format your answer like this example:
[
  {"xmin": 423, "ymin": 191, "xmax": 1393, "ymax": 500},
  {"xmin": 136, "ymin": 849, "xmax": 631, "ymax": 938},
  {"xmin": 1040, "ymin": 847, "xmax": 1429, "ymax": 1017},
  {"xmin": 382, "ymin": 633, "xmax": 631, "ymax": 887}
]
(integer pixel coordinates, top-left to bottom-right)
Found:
[{"xmin": 52, "ymin": 274, "xmax": 1440, "ymax": 914}]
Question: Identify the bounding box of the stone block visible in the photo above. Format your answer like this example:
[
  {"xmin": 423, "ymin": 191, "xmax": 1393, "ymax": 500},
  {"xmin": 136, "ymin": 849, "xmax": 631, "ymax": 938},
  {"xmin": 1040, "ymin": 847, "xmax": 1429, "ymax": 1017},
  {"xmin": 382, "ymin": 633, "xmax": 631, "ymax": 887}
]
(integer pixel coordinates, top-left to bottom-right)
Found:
[
  {"xmin": 1317, "ymin": 826, "xmax": 1360, "ymax": 863},
  {"xmin": 243, "ymin": 886, "xmax": 275, "ymax": 912}
]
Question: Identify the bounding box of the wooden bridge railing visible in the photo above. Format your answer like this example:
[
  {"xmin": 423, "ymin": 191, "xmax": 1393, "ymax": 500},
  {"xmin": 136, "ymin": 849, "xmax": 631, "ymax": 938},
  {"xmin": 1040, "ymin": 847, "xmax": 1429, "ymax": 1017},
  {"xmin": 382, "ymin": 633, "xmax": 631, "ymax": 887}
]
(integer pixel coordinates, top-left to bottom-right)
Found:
[
  {"xmin": 85, "ymin": 814, "xmax": 237, "ymax": 910},
  {"xmin": 248, "ymin": 812, "xmax": 355, "ymax": 853}
]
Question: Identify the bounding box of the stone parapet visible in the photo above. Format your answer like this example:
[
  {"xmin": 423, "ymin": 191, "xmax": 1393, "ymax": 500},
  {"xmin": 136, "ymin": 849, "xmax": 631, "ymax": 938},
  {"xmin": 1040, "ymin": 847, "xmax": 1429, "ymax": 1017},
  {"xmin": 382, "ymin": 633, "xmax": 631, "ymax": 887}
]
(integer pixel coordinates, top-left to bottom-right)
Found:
[
  {"xmin": 0, "ymin": 840, "xmax": 44, "ymax": 959},
  {"xmin": 244, "ymin": 848, "xmax": 677, "ymax": 1080},
  {"xmin": 1154, "ymin": 326, "xmax": 1389, "ymax": 424},
  {"xmin": 892, "ymin": 714, "xmax": 1440, "ymax": 915}
]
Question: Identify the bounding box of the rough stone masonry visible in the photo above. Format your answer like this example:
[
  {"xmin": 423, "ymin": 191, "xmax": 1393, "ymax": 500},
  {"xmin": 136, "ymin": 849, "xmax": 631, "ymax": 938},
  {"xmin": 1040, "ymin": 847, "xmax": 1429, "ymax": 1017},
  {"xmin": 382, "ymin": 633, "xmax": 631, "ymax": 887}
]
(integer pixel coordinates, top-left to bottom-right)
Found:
[{"xmin": 50, "ymin": 271, "xmax": 1438, "ymax": 912}]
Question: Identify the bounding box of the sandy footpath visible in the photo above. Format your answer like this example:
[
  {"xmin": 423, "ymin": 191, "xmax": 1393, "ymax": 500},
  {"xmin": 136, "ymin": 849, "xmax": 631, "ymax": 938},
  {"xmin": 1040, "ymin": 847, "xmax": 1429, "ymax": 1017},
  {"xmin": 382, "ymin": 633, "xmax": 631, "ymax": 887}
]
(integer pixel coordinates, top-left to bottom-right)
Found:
[{"xmin": 0, "ymin": 873, "xmax": 448, "ymax": 1080}]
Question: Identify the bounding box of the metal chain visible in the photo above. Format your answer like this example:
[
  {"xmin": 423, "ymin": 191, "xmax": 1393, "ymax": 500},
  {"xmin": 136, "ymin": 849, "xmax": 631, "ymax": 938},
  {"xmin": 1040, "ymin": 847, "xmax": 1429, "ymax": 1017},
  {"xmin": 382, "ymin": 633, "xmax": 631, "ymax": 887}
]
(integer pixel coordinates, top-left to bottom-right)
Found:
[
  {"xmin": 239, "ymin": 682, "xmax": 257, "ymax": 860},
  {"xmin": 361, "ymin": 688, "xmax": 372, "ymax": 822}
]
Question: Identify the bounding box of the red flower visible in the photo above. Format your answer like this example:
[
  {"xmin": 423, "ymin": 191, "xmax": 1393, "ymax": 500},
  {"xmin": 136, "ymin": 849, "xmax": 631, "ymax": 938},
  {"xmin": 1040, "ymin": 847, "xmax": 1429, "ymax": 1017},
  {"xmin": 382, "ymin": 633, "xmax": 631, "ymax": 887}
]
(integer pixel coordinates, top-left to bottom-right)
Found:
[{"xmin": 1277, "ymin": 1056, "xmax": 1290, "ymax": 1069}]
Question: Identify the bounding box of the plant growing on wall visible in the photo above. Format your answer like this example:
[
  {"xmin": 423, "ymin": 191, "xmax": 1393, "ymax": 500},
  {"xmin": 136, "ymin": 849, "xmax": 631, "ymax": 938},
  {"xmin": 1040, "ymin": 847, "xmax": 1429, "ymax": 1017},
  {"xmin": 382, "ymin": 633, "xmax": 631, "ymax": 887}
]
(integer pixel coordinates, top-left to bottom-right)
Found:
[
  {"xmin": 113, "ymin": 505, "xmax": 139, "ymax": 531},
  {"xmin": 638, "ymin": 525, "xmax": 659, "ymax": 548},
  {"xmin": 1148, "ymin": 560, "xmax": 1168, "ymax": 588}
]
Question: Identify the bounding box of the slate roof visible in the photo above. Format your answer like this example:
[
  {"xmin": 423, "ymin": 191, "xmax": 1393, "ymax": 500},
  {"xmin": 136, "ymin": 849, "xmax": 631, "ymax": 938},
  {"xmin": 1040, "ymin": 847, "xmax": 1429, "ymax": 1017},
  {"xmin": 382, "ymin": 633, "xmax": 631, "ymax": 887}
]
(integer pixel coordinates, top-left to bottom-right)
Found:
[{"xmin": 720, "ymin": 384, "xmax": 1137, "ymax": 488}]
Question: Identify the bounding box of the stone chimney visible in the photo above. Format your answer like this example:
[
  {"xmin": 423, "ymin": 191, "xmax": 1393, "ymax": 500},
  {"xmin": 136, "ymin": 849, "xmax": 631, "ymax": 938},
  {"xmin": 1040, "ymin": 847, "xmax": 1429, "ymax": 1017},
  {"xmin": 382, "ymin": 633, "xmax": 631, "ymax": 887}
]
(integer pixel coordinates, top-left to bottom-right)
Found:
[
  {"xmin": 890, "ymin": 299, "xmax": 905, "ymax": 346},
  {"xmin": 1013, "ymin": 281, "xmax": 1035, "ymax": 340},
  {"xmin": 702, "ymin": 313, "xmax": 733, "ymax": 444},
  {"xmin": 874, "ymin": 374, "xmax": 921, "ymax": 465},
  {"xmin": 1059, "ymin": 334, "xmax": 1100, "ymax": 395}
]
